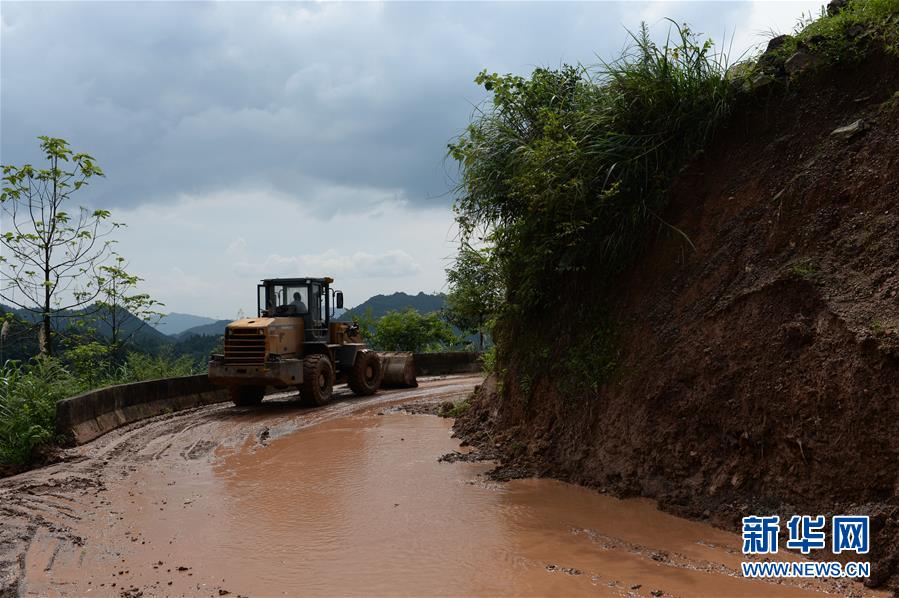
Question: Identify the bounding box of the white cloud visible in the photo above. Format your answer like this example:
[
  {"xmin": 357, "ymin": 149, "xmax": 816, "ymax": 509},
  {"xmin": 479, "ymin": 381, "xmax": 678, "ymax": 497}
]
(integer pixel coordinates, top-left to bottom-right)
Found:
[
  {"xmin": 2, "ymin": 1, "xmax": 822, "ymax": 214},
  {"xmin": 235, "ymin": 249, "xmax": 421, "ymax": 279},
  {"xmin": 112, "ymin": 188, "xmax": 455, "ymax": 318},
  {"xmin": 226, "ymin": 237, "xmax": 248, "ymax": 257}
]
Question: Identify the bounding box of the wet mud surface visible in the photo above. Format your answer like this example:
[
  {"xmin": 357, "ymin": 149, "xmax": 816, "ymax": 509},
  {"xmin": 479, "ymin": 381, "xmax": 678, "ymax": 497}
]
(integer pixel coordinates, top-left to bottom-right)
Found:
[{"xmin": 0, "ymin": 375, "xmax": 883, "ymax": 597}]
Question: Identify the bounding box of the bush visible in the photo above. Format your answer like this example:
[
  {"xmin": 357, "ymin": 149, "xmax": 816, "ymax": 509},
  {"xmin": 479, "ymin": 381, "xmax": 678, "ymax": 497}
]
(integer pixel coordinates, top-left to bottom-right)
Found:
[
  {"xmin": 451, "ymin": 22, "xmax": 730, "ymax": 309},
  {"xmin": 0, "ymin": 351, "xmax": 199, "ymax": 468},
  {"xmin": 367, "ymin": 308, "xmax": 462, "ymax": 353},
  {"xmin": 481, "ymin": 345, "xmax": 497, "ymax": 374},
  {"xmin": 113, "ymin": 351, "xmax": 197, "ymax": 383},
  {"xmin": 0, "ymin": 358, "xmax": 75, "ymax": 466},
  {"xmin": 450, "ymin": 20, "xmax": 733, "ymax": 396},
  {"xmin": 439, "ymin": 398, "xmax": 471, "ymax": 418},
  {"xmin": 766, "ymin": 0, "xmax": 899, "ymax": 65}
]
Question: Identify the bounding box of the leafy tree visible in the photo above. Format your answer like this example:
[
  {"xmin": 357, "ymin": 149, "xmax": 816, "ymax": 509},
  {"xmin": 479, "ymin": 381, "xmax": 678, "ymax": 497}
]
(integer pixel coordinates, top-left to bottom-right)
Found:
[
  {"xmin": 94, "ymin": 254, "xmax": 164, "ymax": 364},
  {"xmin": 1, "ymin": 136, "xmax": 120, "ymax": 356},
  {"xmin": 351, "ymin": 307, "xmax": 378, "ymax": 345},
  {"xmin": 365, "ymin": 308, "xmax": 461, "ymax": 353},
  {"xmin": 62, "ymin": 341, "xmax": 110, "ymax": 388},
  {"xmin": 0, "ymin": 311, "xmax": 40, "ymax": 363},
  {"xmin": 445, "ymin": 243, "xmax": 503, "ymax": 351}
]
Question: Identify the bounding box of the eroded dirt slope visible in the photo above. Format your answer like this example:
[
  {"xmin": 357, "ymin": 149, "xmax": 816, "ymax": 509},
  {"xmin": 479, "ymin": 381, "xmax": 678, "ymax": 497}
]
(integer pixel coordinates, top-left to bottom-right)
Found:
[{"xmin": 457, "ymin": 53, "xmax": 899, "ymax": 590}]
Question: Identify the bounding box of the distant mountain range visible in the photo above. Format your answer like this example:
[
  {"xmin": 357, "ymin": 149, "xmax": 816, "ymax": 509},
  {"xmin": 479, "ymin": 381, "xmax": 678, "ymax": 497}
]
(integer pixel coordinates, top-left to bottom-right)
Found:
[
  {"xmin": 175, "ymin": 319, "xmax": 231, "ymax": 339},
  {"xmin": 153, "ymin": 313, "xmax": 219, "ymax": 336},
  {"xmin": 159, "ymin": 292, "xmax": 446, "ymax": 336},
  {"xmin": 1, "ymin": 303, "xmax": 169, "ymax": 344},
  {"xmin": 337, "ymin": 292, "xmax": 446, "ymax": 321},
  {"xmin": 1, "ymin": 292, "xmax": 448, "ymax": 362},
  {"xmin": 0, "ymin": 302, "xmax": 171, "ymax": 362}
]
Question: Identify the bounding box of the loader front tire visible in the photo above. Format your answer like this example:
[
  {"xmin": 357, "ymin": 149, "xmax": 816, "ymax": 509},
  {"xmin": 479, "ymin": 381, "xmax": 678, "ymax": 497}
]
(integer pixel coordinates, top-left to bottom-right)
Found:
[
  {"xmin": 348, "ymin": 349, "xmax": 382, "ymax": 396},
  {"xmin": 231, "ymin": 385, "xmax": 265, "ymax": 407},
  {"xmin": 300, "ymin": 354, "xmax": 334, "ymax": 406}
]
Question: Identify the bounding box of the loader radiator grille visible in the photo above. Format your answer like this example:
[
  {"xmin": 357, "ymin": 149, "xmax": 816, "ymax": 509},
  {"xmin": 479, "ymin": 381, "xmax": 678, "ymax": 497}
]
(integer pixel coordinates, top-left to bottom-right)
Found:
[{"xmin": 224, "ymin": 328, "xmax": 266, "ymax": 365}]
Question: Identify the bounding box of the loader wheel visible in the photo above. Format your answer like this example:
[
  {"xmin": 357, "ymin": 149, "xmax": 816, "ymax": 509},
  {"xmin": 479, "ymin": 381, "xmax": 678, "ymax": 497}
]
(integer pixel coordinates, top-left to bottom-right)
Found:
[
  {"xmin": 231, "ymin": 385, "xmax": 264, "ymax": 407},
  {"xmin": 300, "ymin": 354, "xmax": 334, "ymax": 406},
  {"xmin": 348, "ymin": 349, "xmax": 382, "ymax": 396}
]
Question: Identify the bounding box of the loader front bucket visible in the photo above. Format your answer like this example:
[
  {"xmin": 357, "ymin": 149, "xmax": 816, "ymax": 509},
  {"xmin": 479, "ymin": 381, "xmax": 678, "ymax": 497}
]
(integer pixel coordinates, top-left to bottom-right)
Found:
[{"xmin": 378, "ymin": 352, "xmax": 418, "ymax": 388}]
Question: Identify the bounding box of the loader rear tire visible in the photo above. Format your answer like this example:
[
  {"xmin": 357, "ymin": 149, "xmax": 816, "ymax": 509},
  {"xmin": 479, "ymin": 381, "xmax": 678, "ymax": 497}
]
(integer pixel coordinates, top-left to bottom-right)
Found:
[
  {"xmin": 348, "ymin": 349, "xmax": 382, "ymax": 396},
  {"xmin": 300, "ymin": 354, "xmax": 334, "ymax": 406},
  {"xmin": 231, "ymin": 385, "xmax": 264, "ymax": 407}
]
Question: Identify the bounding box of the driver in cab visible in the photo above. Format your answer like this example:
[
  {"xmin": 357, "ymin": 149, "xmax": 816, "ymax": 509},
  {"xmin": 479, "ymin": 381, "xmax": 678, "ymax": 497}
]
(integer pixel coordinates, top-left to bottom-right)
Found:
[{"xmin": 289, "ymin": 292, "xmax": 307, "ymax": 313}]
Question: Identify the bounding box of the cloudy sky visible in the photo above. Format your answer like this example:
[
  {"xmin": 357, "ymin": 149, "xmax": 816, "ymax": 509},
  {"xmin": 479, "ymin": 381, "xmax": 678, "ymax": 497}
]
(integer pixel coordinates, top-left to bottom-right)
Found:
[{"xmin": 1, "ymin": 1, "xmax": 820, "ymax": 318}]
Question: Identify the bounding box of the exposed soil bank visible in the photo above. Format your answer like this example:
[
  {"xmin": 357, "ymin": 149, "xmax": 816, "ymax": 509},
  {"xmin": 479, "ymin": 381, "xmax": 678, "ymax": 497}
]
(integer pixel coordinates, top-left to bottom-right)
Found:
[
  {"xmin": 0, "ymin": 374, "xmax": 882, "ymax": 597},
  {"xmin": 456, "ymin": 53, "xmax": 899, "ymax": 591}
]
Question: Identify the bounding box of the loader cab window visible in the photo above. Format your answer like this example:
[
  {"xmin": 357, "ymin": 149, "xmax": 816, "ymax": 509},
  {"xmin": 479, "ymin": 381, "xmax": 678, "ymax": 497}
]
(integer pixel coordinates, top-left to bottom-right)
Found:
[
  {"xmin": 267, "ymin": 284, "xmax": 309, "ymax": 315},
  {"xmin": 310, "ymin": 284, "xmax": 325, "ymax": 321}
]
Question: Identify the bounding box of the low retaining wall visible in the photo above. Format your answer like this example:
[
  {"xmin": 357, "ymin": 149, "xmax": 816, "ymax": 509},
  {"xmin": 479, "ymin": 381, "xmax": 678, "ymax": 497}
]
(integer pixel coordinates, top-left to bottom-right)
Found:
[
  {"xmin": 413, "ymin": 352, "xmax": 483, "ymax": 376},
  {"xmin": 56, "ymin": 374, "xmax": 231, "ymax": 445},
  {"xmin": 55, "ymin": 352, "xmax": 484, "ymax": 446}
]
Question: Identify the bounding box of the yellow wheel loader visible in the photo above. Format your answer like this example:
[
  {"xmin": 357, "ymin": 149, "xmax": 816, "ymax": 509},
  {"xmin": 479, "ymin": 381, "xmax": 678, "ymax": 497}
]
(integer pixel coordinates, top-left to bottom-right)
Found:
[{"xmin": 208, "ymin": 277, "xmax": 416, "ymax": 407}]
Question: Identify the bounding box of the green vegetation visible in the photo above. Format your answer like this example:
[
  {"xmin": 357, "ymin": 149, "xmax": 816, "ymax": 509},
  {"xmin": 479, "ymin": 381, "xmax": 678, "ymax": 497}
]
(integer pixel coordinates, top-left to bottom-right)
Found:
[
  {"xmin": 0, "ymin": 358, "xmax": 73, "ymax": 466},
  {"xmin": 438, "ymin": 398, "xmax": 471, "ymax": 419},
  {"xmin": 444, "ymin": 244, "xmax": 503, "ymax": 351},
  {"xmin": 94, "ymin": 254, "xmax": 165, "ymax": 365},
  {"xmin": 790, "ymin": 259, "xmax": 820, "ymax": 280},
  {"xmin": 0, "ymin": 136, "xmax": 200, "ymax": 471},
  {"xmin": 338, "ymin": 292, "xmax": 446, "ymax": 322},
  {"xmin": 449, "ymin": 1, "xmax": 898, "ymax": 399},
  {"xmin": 761, "ymin": 0, "xmax": 899, "ymax": 67},
  {"xmin": 481, "ymin": 344, "xmax": 497, "ymax": 374},
  {"xmin": 450, "ymin": 20, "xmax": 733, "ymax": 396},
  {"xmin": 0, "ymin": 353, "xmax": 197, "ymax": 468},
  {"xmin": 354, "ymin": 308, "xmax": 463, "ymax": 353},
  {"xmin": 1, "ymin": 137, "xmax": 120, "ymax": 356}
]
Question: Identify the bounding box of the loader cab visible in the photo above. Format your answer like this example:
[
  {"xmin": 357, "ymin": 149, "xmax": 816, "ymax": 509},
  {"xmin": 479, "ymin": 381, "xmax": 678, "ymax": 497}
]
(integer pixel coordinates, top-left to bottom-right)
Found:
[{"xmin": 258, "ymin": 277, "xmax": 344, "ymax": 342}]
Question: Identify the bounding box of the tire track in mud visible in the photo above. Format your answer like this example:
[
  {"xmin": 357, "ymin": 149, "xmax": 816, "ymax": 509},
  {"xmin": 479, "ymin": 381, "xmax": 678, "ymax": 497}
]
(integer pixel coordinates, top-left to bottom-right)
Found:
[{"xmin": 0, "ymin": 375, "xmax": 482, "ymax": 595}]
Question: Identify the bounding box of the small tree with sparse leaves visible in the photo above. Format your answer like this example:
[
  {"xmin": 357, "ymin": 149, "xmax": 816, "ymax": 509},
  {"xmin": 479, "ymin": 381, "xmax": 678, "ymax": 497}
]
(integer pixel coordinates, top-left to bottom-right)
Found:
[
  {"xmin": 94, "ymin": 254, "xmax": 164, "ymax": 365},
  {"xmin": 1, "ymin": 136, "xmax": 121, "ymax": 356}
]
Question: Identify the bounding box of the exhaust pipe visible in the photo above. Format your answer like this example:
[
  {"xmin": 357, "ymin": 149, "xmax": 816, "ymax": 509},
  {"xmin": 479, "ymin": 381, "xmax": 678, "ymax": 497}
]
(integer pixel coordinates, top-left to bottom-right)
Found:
[{"xmin": 378, "ymin": 352, "xmax": 418, "ymax": 388}]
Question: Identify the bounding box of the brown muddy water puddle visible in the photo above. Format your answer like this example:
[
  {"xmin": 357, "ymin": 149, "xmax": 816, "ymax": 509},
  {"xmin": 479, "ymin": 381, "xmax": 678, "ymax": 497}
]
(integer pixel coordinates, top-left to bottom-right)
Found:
[{"xmin": 20, "ymin": 406, "xmax": 879, "ymax": 597}]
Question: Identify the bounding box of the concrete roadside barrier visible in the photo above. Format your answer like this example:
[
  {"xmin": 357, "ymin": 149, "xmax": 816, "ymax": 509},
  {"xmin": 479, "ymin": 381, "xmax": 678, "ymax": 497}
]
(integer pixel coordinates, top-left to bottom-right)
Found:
[
  {"xmin": 56, "ymin": 374, "xmax": 230, "ymax": 445},
  {"xmin": 55, "ymin": 352, "xmax": 485, "ymax": 446},
  {"xmin": 413, "ymin": 352, "xmax": 483, "ymax": 376}
]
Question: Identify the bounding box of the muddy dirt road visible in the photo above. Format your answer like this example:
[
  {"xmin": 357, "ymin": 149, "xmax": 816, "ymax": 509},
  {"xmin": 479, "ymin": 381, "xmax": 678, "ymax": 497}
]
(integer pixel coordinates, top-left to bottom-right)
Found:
[{"xmin": 0, "ymin": 375, "xmax": 882, "ymax": 597}]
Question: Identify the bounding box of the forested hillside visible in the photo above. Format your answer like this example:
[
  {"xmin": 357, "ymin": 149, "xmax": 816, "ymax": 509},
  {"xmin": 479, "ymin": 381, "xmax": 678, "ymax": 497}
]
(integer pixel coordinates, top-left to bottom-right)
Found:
[{"xmin": 338, "ymin": 292, "xmax": 446, "ymax": 321}]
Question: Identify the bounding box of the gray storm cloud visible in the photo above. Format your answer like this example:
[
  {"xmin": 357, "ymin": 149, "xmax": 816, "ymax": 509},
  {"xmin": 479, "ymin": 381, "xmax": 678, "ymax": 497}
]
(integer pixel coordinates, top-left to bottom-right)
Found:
[
  {"xmin": 0, "ymin": 1, "xmax": 788, "ymax": 213},
  {"xmin": 1, "ymin": 1, "xmax": 820, "ymax": 315}
]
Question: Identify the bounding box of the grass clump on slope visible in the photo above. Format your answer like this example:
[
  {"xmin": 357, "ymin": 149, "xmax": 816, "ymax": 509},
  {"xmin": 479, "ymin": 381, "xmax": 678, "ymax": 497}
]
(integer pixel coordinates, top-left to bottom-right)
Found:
[{"xmin": 449, "ymin": 21, "xmax": 732, "ymax": 395}]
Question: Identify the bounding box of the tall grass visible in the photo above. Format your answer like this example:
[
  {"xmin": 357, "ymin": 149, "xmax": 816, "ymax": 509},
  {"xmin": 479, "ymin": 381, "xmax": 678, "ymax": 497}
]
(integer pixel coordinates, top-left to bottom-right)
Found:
[
  {"xmin": 450, "ymin": 21, "xmax": 732, "ymax": 393},
  {"xmin": 0, "ymin": 358, "xmax": 75, "ymax": 466},
  {"xmin": 452, "ymin": 22, "xmax": 731, "ymax": 313},
  {"xmin": 0, "ymin": 352, "xmax": 198, "ymax": 468}
]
